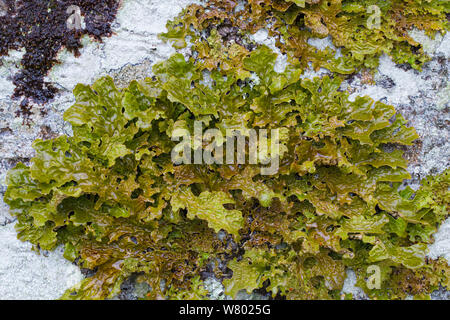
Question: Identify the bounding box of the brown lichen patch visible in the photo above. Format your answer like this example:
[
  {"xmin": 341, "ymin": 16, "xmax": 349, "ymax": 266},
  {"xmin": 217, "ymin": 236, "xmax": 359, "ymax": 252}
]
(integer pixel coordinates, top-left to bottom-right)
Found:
[
  {"xmin": 400, "ymin": 139, "xmax": 423, "ymax": 167},
  {"xmin": 14, "ymin": 99, "xmax": 33, "ymax": 123},
  {"xmin": 109, "ymin": 58, "xmax": 154, "ymax": 89},
  {"xmin": 0, "ymin": 0, "xmax": 121, "ymax": 109}
]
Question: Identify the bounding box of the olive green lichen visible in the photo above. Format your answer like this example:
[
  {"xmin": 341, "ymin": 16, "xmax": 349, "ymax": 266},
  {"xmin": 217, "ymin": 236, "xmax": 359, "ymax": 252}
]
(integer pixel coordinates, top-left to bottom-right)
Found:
[
  {"xmin": 4, "ymin": 0, "xmax": 450, "ymax": 300},
  {"xmin": 161, "ymin": 0, "xmax": 449, "ymax": 73}
]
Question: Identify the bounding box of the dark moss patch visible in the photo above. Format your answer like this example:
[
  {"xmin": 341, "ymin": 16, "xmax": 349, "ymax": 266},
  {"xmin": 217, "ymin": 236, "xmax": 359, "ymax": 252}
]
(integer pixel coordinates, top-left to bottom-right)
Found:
[{"xmin": 0, "ymin": 0, "xmax": 120, "ymax": 108}]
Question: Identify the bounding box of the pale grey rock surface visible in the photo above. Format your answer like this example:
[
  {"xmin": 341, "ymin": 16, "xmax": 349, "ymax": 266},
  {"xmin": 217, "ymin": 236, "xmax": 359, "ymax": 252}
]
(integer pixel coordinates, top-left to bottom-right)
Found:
[
  {"xmin": 341, "ymin": 269, "xmax": 368, "ymax": 300},
  {"xmin": 0, "ymin": 0, "xmax": 448, "ymax": 300},
  {"xmin": 429, "ymin": 219, "xmax": 450, "ymax": 263}
]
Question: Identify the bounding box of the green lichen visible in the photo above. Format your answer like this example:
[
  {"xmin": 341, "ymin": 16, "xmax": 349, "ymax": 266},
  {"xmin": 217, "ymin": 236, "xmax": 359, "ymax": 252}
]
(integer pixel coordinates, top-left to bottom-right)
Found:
[
  {"xmin": 4, "ymin": 0, "xmax": 450, "ymax": 300},
  {"xmin": 161, "ymin": 0, "xmax": 449, "ymax": 74}
]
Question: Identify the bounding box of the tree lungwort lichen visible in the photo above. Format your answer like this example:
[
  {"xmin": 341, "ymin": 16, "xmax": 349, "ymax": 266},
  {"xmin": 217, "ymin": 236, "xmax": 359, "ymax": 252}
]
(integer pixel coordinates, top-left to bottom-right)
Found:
[{"xmin": 4, "ymin": 0, "xmax": 450, "ymax": 300}]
